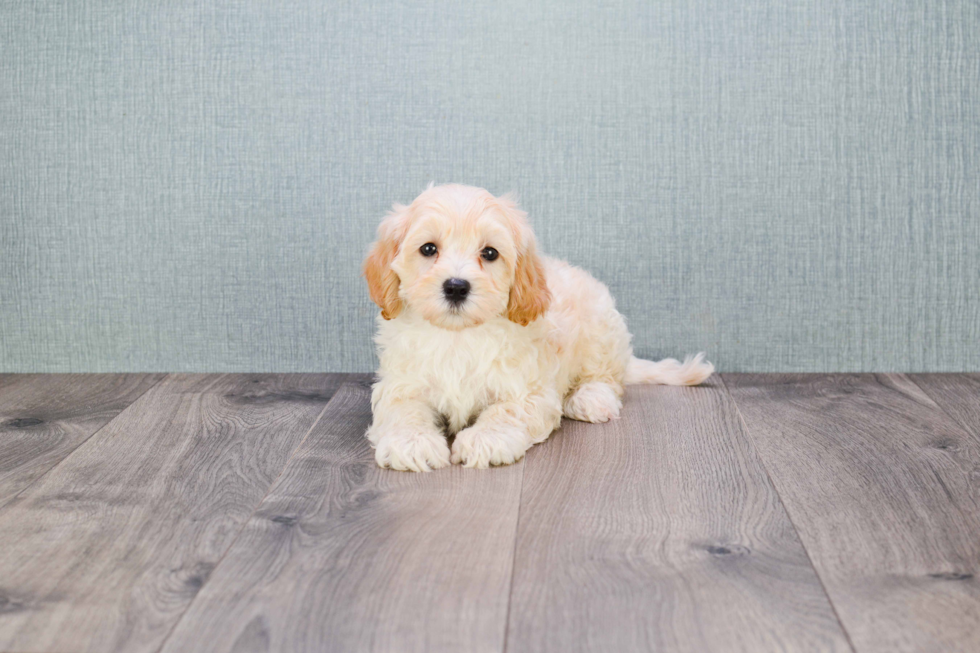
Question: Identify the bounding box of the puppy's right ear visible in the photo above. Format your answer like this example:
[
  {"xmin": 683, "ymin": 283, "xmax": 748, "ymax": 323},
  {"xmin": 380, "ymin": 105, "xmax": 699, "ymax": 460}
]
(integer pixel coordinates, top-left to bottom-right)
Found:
[{"xmin": 363, "ymin": 205, "xmax": 409, "ymax": 320}]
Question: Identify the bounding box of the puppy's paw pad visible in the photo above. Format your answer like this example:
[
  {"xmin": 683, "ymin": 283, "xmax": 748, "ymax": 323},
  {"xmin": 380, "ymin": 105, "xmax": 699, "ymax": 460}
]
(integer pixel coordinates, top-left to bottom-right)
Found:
[
  {"xmin": 451, "ymin": 427, "xmax": 528, "ymax": 468},
  {"xmin": 374, "ymin": 433, "xmax": 450, "ymax": 472},
  {"xmin": 563, "ymin": 382, "xmax": 622, "ymax": 423}
]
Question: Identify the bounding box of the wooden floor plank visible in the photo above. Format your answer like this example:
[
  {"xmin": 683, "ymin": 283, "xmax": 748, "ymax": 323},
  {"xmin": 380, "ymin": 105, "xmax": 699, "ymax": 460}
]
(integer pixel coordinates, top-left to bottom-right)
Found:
[
  {"xmin": 910, "ymin": 374, "xmax": 980, "ymax": 441},
  {"xmin": 724, "ymin": 374, "xmax": 980, "ymax": 653},
  {"xmin": 0, "ymin": 373, "xmax": 166, "ymax": 508},
  {"xmin": 160, "ymin": 382, "xmax": 525, "ymax": 653},
  {"xmin": 506, "ymin": 379, "xmax": 851, "ymax": 653},
  {"xmin": 0, "ymin": 373, "xmax": 351, "ymax": 653}
]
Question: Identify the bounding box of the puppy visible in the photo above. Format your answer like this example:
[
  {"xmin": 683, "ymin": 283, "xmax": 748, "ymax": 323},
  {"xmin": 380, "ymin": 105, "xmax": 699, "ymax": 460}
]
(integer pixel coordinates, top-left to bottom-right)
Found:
[{"xmin": 363, "ymin": 184, "xmax": 713, "ymax": 471}]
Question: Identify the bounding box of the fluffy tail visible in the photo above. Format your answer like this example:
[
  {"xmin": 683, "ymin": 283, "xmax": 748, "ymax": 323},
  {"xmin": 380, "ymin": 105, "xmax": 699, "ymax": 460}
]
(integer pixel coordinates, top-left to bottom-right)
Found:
[{"xmin": 624, "ymin": 353, "xmax": 714, "ymax": 386}]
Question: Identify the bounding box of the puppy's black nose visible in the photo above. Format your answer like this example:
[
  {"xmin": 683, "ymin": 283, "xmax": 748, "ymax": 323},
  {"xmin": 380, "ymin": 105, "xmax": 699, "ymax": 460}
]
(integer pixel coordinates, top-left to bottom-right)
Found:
[{"xmin": 443, "ymin": 278, "xmax": 471, "ymax": 304}]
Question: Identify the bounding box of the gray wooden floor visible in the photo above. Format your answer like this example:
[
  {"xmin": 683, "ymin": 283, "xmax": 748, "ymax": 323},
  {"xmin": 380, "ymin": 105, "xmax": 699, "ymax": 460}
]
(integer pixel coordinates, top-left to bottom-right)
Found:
[{"xmin": 0, "ymin": 374, "xmax": 977, "ymax": 653}]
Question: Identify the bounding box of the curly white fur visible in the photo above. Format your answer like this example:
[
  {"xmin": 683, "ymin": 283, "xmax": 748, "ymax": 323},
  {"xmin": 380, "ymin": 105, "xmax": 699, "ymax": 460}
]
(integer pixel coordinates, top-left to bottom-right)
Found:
[{"xmin": 363, "ymin": 184, "xmax": 713, "ymax": 471}]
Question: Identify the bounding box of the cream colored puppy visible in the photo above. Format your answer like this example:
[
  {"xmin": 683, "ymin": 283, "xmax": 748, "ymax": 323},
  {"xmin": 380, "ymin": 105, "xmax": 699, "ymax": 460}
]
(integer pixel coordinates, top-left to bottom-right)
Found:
[{"xmin": 363, "ymin": 184, "xmax": 713, "ymax": 471}]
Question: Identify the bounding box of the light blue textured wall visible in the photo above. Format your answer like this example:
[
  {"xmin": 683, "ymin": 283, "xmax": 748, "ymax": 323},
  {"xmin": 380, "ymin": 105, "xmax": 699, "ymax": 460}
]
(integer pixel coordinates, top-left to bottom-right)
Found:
[{"xmin": 1, "ymin": 1, "xmax": 978, "ymax": 372}]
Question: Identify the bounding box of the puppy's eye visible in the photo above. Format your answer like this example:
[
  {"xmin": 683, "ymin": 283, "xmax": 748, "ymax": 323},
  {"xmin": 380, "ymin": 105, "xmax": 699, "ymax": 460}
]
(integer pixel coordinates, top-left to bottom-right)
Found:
[
  {"xmin": 481, "ymin": 247, "xmax": 499, "ymax": 261},
  {"xmin": 420, "ymin": 243, "xmax": 438, "ymax": 257}
]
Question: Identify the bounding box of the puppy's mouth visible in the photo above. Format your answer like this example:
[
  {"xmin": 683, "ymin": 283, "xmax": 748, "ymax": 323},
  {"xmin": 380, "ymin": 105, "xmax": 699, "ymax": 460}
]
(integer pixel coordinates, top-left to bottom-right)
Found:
[
  {"xmin": 446, "ymin": 301, "xmax": 465, "ymax": 315},
  {"xmin": 426, "ymin": 299, "xmax": 487, "ymax": 331},
  {"xmin": 439, "ymin": 302, "xmax": 476, "ymax": 326}
]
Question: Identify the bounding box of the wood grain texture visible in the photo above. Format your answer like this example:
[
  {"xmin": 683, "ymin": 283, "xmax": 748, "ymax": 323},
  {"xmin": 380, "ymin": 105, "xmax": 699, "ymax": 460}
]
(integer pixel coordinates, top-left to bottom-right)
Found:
[
  {"xmin": 160, "ymin": 382, "xmax": 525, "ymax": 653},
  {"xmin": 0, "ymin": 373, "xmax": 166, "ymax": 507},
  {"xmin": 911, "ymin": 374, "xmax": 980, "ymax": 440},
  {"xmin": 0, "ymin": 373, "xmax": 351, "ymax": 653},
  {"xmin": 724, "ymin": 374, "xmax": 980, "ymax": 653},
  {"xmin": 506, "ymin": 380, "xmax": 851, "ymax": 653}
]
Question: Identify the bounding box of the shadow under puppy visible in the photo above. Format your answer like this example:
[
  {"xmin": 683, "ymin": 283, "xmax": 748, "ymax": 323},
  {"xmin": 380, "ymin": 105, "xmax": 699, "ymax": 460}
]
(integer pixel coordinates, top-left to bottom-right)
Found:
[{"xmin": 363, "ymin": 184, "xmax": 713, "ymax": 471}]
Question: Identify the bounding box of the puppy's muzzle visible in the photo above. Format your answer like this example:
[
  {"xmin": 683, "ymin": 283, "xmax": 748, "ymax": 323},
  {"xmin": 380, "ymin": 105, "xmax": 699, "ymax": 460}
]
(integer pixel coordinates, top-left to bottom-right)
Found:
[{"xmin": 442, "ymin": 278, "xmax": 471, "ymax": 306}]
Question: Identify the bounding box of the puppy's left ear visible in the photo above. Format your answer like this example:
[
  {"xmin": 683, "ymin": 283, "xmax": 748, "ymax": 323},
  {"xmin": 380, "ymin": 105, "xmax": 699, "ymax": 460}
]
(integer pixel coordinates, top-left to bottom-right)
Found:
[
  {"xmin": 499, "ymin": 194, "xmax": 551, "ymax": 326},
  {"xmin": 363, "ymin": 204, "xmax": 409, "ymax": 320},
  {"xmin": 508, "ymin": 245, "xmax": 551, "ymax": 326}
]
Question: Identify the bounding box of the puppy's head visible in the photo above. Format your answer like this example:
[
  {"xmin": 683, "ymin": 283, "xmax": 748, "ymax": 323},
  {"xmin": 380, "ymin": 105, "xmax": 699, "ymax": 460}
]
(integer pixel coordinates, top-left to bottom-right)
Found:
[{"xmin": 363, "ymin": 184, "xmax": 550, "ymax": 330}]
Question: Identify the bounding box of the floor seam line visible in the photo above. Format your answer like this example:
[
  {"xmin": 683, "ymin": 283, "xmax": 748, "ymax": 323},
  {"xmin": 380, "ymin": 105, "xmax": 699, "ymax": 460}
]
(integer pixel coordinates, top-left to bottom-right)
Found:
[
  {"xmin": 500, "ymin": 451, "xmax": 529, "ymax": 653},
  {"xmin": 0, "ymin": 373, "xmax": 170, "ymax": 511},
  {"xmin": 720, "ymin": 374, "xmax": 860, "ymax": 653},
  {"xmin": 152, "ymin": 381, "xmax": 345, "ymax": 653}
]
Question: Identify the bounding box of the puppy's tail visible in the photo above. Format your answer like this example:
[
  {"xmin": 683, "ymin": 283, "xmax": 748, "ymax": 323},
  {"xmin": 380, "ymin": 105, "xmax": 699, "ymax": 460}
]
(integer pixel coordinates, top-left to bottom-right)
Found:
[{"xmin": 624, "ymin": 353, "xmax": 714, "ymax": 386}]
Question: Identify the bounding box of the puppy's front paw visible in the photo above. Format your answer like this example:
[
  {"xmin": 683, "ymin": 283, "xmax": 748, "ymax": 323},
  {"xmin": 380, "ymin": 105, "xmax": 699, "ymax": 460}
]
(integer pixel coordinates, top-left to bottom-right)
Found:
[
  {"xmin": 373, "ymin": 430, "xmax": 450, "ymax": 472},
  {"xmin": 451, "ymin": 425, "xmax": 530, "ymax": 468}
]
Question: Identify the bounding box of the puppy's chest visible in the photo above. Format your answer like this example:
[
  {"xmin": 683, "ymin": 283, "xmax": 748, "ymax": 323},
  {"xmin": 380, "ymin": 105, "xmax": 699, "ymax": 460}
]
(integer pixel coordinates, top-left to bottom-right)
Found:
[
  {"xmin": 424, "ymin": 354, "xmax": 517, "ymax": 432},
  {"xmin": 380, "ymin": 318, "xmax": 543, "ymax": 414},
  {"xmin": 407, "ymin": 335, "xmax": 518, "ymax": 398}
]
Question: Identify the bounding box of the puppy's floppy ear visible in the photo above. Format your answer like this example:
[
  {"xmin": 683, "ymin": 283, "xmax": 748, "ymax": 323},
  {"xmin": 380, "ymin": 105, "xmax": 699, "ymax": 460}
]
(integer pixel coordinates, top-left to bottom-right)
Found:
[
  {"xmin": 498, "ymin": 194, "xmax": 551, "ymax": 326},
  {"xmin": 363, "ymin": 204, "xmax": 410, "ymax": 320},
  {"xmin": 508, "ymin": 245, "xmax": 551, "ymax": 326}
]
